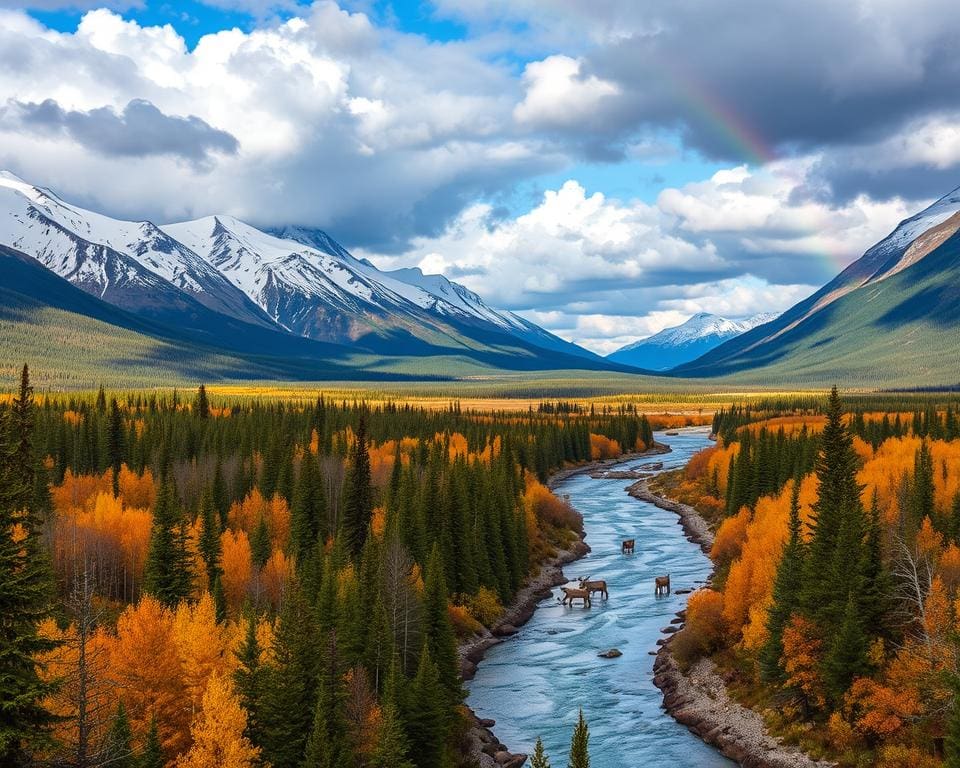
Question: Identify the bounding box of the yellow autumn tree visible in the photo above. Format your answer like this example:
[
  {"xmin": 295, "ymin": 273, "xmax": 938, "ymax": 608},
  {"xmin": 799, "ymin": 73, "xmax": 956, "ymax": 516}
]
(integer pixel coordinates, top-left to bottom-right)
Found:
[{"xmin": 177, "ymin": 673, "xmax": 260, "ymax": 768}]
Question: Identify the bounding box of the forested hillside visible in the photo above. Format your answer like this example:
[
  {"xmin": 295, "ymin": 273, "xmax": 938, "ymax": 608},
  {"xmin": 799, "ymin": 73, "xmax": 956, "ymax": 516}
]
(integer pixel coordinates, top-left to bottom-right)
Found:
[
  {"xmin": 0, "ymin": 368, "xmax": 653, "ymax": 767},
  {"xmin": 663, "ymin": 391, "xmax": 960, "ymax": 766}
]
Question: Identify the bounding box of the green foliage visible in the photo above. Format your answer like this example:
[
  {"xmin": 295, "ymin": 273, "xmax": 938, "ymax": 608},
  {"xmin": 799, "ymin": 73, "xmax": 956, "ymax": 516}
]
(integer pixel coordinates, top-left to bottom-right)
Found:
[
  {"xmin": 568, "ymin": 709, "xmax": 590, "ymax": 768},
  {"xmin": 142, "ymin": 478, "xmax": 193, "ymax": 607},
  {"xmin": 531, "ymin": 737, "xmax": 551, "ymax": 768}
]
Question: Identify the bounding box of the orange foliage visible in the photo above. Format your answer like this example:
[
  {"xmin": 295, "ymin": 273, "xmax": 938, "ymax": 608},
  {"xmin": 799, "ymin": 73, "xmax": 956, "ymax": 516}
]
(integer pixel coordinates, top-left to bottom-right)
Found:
[
  {"xmin": 781, "ymin": 614, "xmax": 825, "ymax": 709},
  {"xmin": 110, "ymin": 596, "xmax": 191, "ymax": 756},
  {"xmin": 221, "ymin": 530, "xmax": 252, "ymax": 611},
  {"xmin": 228, "ymin": 490, "xmax": 289, "ymax": 549},
  {"xmin": 589, "ymin": 433, "xmax": 622, "ymax": 460},
  {"xmin": 260, "ymin": 549, "xmax": 292, "ymax": 609},
  {"xmin": 710, "ymin": 506, "xmax": 750, "ymax": 567},
  {"xmin": 685, "ymin": 589, "xmax": 726, "ymax": 651}
]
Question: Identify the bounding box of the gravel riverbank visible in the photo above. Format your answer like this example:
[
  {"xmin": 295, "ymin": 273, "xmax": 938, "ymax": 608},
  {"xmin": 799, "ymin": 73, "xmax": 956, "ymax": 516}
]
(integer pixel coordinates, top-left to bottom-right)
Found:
[{"xmin": 633, "ymin": 479, "xmax": 834, "ymax": 768}]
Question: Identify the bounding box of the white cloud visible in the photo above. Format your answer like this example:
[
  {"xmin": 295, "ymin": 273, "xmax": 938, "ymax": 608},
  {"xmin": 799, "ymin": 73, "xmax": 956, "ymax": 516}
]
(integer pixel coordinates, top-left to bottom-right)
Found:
[{"xmin": 514, "ymin": 54, "xmax": 619, "ymax": 129}]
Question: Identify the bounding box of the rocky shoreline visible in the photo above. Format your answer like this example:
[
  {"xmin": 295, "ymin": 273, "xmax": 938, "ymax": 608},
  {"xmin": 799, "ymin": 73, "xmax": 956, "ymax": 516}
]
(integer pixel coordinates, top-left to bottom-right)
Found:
[
  {"xmin": 460, "ymin": 443, "xmax": 672, "ymax": 768},
  {"xmin": 635, "ymin": 481, "xmax": 834, "ymax": 768}
]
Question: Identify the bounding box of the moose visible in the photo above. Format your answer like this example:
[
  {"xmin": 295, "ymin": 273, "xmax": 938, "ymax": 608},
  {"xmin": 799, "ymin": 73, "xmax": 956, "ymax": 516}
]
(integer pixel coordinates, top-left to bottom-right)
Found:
[
  {"xmin": 654, "ymin": 574, "xmax": 671, "ymax": 596},
  {"xmin": 621, "ymin": 539, "xmax": 635, "ymax": 554},
  {"xmin": 577, "ymin": 576, "xmax": 609, "ymax": 600},
  {"xmin": 559, "ymin": 586, "xmax": 592, "ymax": 607}
]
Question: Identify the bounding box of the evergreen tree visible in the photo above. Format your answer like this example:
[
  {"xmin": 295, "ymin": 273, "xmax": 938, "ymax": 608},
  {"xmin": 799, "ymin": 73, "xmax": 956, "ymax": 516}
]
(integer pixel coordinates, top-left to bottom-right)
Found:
[
  {"xmin": 761, "ymin": 478, "xmax": 806, "ymax": 681},
  {"xmin": 233, "ymin": 614, "xmax": 265, "ymax": 751},
  {"xmin": 404, "ymin": 645, "xmax": 449, "ymax": 768},
  {"xmin": 342, "ymin": 413, "xmax": 373, "ymax": 559},
  {"xmin": 303, "ymin": 631, "xmax": 351, "ymax": 768},
  {"xmin": 103, "ymin": 701, "xmax": 135, "ymax": 768},
  {"xmin": 291, "ymin": 451, "xmax": 325, "ymax": 560},
  {"xmin": 0, "ymin": 367, "xmax": 59, "ymax": 764},
  {"xmin": 139, "ymin": 716, "xmax": 164, "ymax": 768},
  {"xmin": 107, "ymin": 397, "xmax": 124, "ymax": 497},
  {"xmin": 195, "ymin": 384, "xmax": 210, "ymax": 419},
  {"xmin": 211, "ymin": 458, "xmax": 230, "ymax": 530},
  {"xmin": 197, "ymin": 489, "xmax": 223, "ymax": 593},
  {"xmin": 143, "ymin": 478, "xmax": 193, "ymax": 607},
  {"xmin": 531, "ymin": 737, "xmax": 552, "ymax": 768},
  {"xmin": 258, "ymin": 583, "xmax": 317, "ymax": 768},
  {"xmin": 251, "ymin": 515, "xmax": 271, "ymax": 572},
  {"xmin": 823, "ymin": 592, "xmax": 869, "ymax": 705},
  {"xmin": 568, "ymin": 709, "xmax": 590, "ymax": 768},
  {"xmin": 858, "ymin": 491, "xmax": 890, "ymax": 640},
  {"xmin": 370, "ymin": 698, "xmax": 414, "ymax": 768},
  {"xmin": 422, "ymin": 544, "xmax": 463, "ymax": 707}
]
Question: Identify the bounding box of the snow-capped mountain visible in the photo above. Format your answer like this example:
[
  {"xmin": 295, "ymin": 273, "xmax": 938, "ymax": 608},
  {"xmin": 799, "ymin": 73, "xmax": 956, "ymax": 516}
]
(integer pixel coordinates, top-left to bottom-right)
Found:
[
  {"xmin": 0, "ymin": 171, "xmax": 596, "ymax": 363},
  {"xmin": 607, "ymin": 312, "xmax": 779, "ymax": 371},
  {"xmin": 673, "ymin": 183, "xmax": 960, "ymax": 381},
  {"xmin": 0, "ymin": 171, "xmax": 274, "ymax": 328}
]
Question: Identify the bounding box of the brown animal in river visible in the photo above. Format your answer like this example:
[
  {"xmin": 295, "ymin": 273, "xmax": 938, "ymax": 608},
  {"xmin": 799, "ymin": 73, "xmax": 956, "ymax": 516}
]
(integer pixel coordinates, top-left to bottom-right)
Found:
[
  {"xmin": 621, "ymin": 539, "xmax": 635, "ymax": 554},
  {"xmin": 559, "ymin": 586, "xmax": 592, "ymax": 607},
  {"xmin": 654, "ymin": 575, "xmax": 671, "ymax": 595},
  {"xmin": 577, "ymin": 576, "xmax": 609, "ymax": 600}
]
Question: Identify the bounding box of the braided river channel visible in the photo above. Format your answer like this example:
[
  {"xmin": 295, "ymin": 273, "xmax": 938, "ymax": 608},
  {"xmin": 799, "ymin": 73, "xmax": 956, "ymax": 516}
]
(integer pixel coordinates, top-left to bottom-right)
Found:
[{"xmin": 465, "ymin": 427, "xmax": 736, "ymax": 767}]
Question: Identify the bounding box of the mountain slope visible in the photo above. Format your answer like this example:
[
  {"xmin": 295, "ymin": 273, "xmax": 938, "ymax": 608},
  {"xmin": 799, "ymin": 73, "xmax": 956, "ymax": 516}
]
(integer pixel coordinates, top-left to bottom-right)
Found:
[
  {"xmin": 608, "ymin": 313, "xmax": 778, "ymax": 371},
  {"xmin": 0, "ymin": 171, "xmax": 609, "ymax": 371},
  {"xmin": 673, "ymin": 186, "xmax": 960, "ymax": 386}
]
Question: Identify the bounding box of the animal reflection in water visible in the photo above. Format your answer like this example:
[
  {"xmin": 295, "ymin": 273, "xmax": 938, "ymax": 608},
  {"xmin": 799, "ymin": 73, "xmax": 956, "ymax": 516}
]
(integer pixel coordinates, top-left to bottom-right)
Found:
[
  {"xmin": 559, "ymin": 586, "xmax": 592, "ymax": 607},
  {"xmin": 655, "ymin": 574, "xmax": 671, "ymax": 596}
]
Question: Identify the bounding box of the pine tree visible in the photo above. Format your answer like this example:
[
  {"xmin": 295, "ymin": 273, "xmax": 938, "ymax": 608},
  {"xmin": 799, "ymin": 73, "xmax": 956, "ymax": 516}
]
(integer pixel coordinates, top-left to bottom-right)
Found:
[
  {"xmin": 139, "ymin": 716, "xmax": 165, "ymax": 768},
  {"xmin": 0, "ymin": 367, "xmax": 59, "ymax": 764},
  {"xmin": 258, "ymin": 584, "xmax": 317, "ymax": 768},
  {"xmin": 404, "ymin": 645, "xmax": 449, "ymax": 768},
  {"xmin": 568, "ymin": 709, "xmax": 590, "ymax": 768},
  {"xmin": 108, "ymin": 397, "xmax": 124, "ymax": 497},
  {"xmin": 251, "ymin": 515, "xmax": 271, "ymax": 572},
  {"xmin": 211, "ymin": 458, "xmax": 230, "ymax": 530},
  {"xmin": 422, "ymin": 543, "xmax": 463, "ymax": 707},
  {"xmin": 143, "ymin": 478, "xmax": 193, "ymax": 607},
  {"xmin": 103, "ymin": 701, "xmax": 135, "ymax": 768},
  {"xmin": 195, "ymin": 384, "xmax": 210, "ymax": 419},
  {"xmin": 761, "ymin": 478, "xmax": 806, "ymax": 681},
  {"xmin": 370, "ymin": 698, "xmax": 414, "ymax": 768},
  {"xmin": 531, "ymin": 737, "xmax": 551, "ymax": 768},
  {"xmin": 198, "ymin": 489, "xmax": 223, "ymax": 593},
  {"xmin": 233, "ymin": 614, "xmax": 265, "ymax": 751},
  {"xmin": 823, "ymin": 592, "xmax": 869, "ymax": 705},
  {"xmin": 303, "ymin": 631, "xmax": 351, "ymax": 768},
  {"xmin": 291, "ymin": 451, "xmax": 325, "ymax": 560},
  {"xmin": 342, "ymin": 413, "xmax": 373, "ymax": 559}
]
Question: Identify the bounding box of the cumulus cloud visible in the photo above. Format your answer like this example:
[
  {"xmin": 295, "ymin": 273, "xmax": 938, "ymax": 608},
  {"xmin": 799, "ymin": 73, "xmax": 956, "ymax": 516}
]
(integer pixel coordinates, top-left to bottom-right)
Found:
[
  {"xmin": 514, "ymin": 55, "xmax": 619, "ymax": 129},
  {"xmin": 2, "ymin": 98, "xmax": 238, "ymax": 166},
  {"xmin": 362, "ymin": 165, "xmax": 922, "ymax": 352}
]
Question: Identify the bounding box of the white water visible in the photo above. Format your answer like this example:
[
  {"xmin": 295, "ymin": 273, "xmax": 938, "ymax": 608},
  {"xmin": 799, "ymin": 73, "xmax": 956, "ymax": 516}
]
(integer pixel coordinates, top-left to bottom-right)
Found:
[{"xmin": 466, "ymin": 428, "xmax": 735, "ymax": 767}]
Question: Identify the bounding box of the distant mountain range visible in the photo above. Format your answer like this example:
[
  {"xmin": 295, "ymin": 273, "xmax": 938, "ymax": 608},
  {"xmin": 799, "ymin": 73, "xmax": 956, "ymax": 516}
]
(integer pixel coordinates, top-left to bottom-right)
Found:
[
  {"xmin": 0, "ymin": 171, "xmax": 614, "ymax": 380},
  {"xmin": 674, "ymin": 184, "xmax": 960, "ymax": 386},
  {"xmin": 607, "ymin": 313, "xmax": 778, "ymax": 371}
]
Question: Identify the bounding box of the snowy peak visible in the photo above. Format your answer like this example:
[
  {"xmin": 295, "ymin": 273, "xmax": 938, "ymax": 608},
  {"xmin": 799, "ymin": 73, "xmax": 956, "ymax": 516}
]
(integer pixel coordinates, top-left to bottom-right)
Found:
[{"xmin": 607, "ymin": 312, "xmax": 778, "ymax": 371}]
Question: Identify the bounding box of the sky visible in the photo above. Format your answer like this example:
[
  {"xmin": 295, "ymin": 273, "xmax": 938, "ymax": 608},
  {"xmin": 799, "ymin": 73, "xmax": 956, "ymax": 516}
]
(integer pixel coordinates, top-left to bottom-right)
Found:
[{"xmin": 2, "ymin": 1, "xmax": 960, "ymax": 354}]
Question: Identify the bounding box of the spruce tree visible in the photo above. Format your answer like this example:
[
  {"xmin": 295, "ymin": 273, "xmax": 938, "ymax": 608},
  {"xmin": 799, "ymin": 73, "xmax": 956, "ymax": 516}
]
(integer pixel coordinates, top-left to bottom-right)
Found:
[
  {"xmin": 233, "ymin": 614, "xmax": 265, "ymax": 750},
  {"xmin": 251, "ymin": 515, "xmax": 271, "ymax": 572},
  {"xmin": 143, "ymin": 478, "xmax": 192, "ymax": 607},
  {"xmin": 103, "ymin": 701, "xmax": 134, "ymax": 768},
  {"xmin": 568, "ymin": 709, "xmax": 590, "ymax": 768},
  {"xmin": 107, "ymin": 397, "xmax": 124, "ymax": 497},
  {"xmin": 823, "ymin": 592, "xmax": 869, "ymax": 705},
  {"xmin": 303, "ymin": 631, "xmax": 351, "ymax": 768},
  {"xmin": 342, "ymin": 413, "xmax": 373, "ymax": 559},
  {"xmin": 404, "ymin": 645, "xmax": 449, "ymax": 768},
  {"xmin": 139, "ymin": 716, "xmax": 164, "ymax": 768},
  {"xmin": 761, "ymin": 478, "xmax": 806, "ymax": 681},
  {"xmin": 0, "ymin": 368, "xmax": 59, "ymax": 764},
  {"xmin": 197, "ymin": 489, "xmax": 223, "ymax": 593},
  {"xmin": 195, "ymin": 384, "xmax": 210, "ymax": 419},
  {"xmin": 422, "ymin": 543, "xmax": 463, "ymax": 707},
  {"xmin": 531, "ymin": 737, "xmax": 552, "ymax": 768}
]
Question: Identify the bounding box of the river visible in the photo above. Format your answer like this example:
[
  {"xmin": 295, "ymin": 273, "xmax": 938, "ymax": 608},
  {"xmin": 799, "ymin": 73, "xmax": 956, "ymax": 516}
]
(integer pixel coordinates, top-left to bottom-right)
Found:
[{"xmin": 465, "ymin": 427, "xmax": 735, "ymax": 767}]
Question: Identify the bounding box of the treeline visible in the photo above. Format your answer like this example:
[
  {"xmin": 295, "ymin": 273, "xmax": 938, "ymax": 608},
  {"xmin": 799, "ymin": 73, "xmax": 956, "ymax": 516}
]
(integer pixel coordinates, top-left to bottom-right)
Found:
[
  {"xmin": 678, "ymin": 389, "xmax": 960, "ymax": 767},
  {"xmin": 0, "ymin": 371, "xmax": 656, "ymax": 768}
]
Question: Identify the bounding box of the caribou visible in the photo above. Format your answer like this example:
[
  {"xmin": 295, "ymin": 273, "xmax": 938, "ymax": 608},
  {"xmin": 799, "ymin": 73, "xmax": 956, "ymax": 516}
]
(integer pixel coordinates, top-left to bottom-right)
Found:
[
  {"xmin": 559, "ymin": 586, "xmax": 592, "ymax": 607},
  {"xmin": 621, "ymin": 539, "xmax": 635, "ymax": 554},
  {"xmin": 654, "ymin": 574, "xmax": 671, "ymax": 596},
  {"xmin": 577, "ymin": 576, "xmax": 609, "ymax": 600}
]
